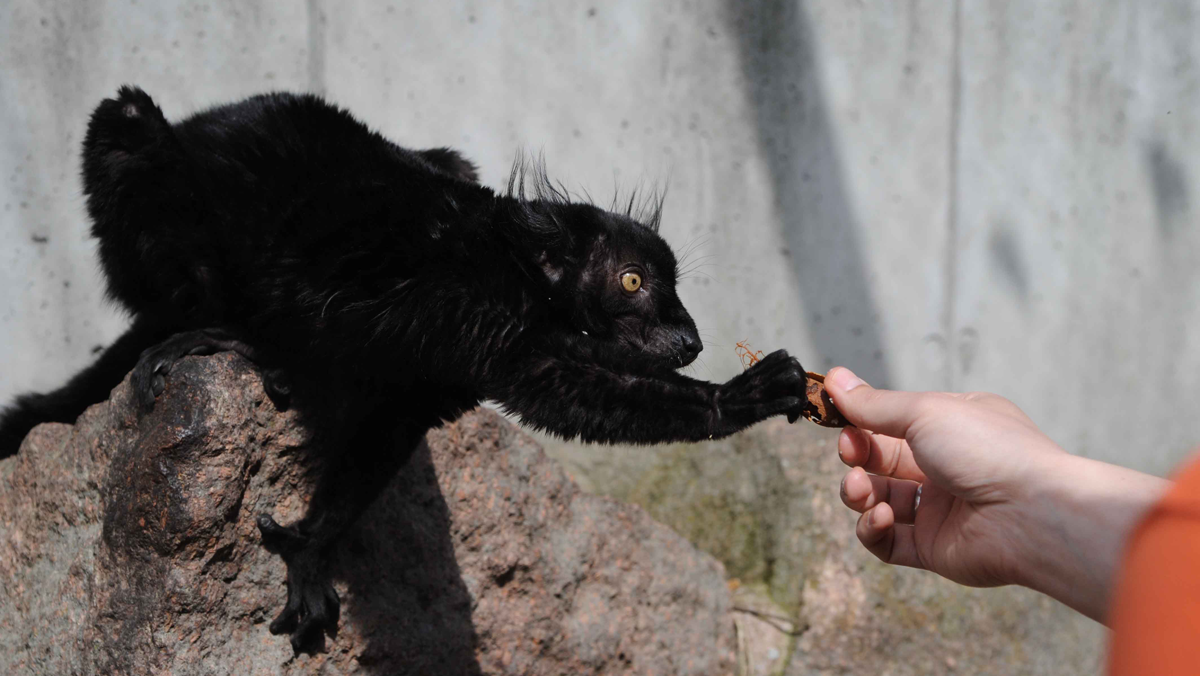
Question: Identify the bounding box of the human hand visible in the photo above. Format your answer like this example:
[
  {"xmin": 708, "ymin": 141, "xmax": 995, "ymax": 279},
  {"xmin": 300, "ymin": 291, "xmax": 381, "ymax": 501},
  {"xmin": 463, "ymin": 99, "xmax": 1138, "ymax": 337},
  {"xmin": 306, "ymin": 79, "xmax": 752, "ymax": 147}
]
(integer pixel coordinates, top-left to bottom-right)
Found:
[{"xmin": 825, "ymin": 367, "xmax": 1168, "ymax": 624}]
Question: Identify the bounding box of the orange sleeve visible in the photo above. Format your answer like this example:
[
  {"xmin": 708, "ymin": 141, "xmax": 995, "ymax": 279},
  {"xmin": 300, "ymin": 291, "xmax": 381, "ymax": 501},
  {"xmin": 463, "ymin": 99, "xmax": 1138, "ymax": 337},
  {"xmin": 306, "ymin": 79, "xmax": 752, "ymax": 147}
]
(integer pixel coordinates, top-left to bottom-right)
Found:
[{"xmin": 1108, "ymin": 452, "xmax": 1200, "ymax": 675}]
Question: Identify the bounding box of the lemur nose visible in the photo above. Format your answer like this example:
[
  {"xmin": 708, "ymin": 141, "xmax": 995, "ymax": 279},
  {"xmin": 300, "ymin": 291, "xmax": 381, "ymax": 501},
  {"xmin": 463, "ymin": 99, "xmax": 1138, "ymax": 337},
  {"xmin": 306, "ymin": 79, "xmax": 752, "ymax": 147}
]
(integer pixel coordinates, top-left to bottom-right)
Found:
[{"xmin": 678, "ymin": 333, "xmax": 702, "ymax": 358}]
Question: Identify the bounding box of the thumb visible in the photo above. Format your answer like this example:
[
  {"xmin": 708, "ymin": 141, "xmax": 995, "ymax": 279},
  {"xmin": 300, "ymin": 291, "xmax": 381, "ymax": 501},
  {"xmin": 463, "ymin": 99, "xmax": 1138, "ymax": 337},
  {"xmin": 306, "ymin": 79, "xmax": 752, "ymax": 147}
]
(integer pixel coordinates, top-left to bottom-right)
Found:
[{"xmin": 824, "ymin": 367, "xmax": 928, "ymax": 439}]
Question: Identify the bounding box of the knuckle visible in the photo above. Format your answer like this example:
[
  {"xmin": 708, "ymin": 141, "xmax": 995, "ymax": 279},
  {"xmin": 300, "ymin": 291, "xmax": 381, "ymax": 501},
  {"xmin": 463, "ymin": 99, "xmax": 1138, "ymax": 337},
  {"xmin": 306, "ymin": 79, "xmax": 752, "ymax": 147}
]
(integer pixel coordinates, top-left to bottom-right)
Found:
[{"xmin": 967, "ymin": 391, "xmax": 1017, "ymax": 413}]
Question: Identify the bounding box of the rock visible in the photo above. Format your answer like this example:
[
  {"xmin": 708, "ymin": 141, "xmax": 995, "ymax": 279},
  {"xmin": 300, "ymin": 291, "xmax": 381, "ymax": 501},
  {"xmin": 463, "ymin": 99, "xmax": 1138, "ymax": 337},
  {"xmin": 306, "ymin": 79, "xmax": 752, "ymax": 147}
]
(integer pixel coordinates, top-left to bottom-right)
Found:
[
  {"xmin": 538, "ymin": 418, "xmax": 1106, "ymax": 676},
  {"xmin": 0, "ymin": 353, "xmax": 736, "ymax": 675}
]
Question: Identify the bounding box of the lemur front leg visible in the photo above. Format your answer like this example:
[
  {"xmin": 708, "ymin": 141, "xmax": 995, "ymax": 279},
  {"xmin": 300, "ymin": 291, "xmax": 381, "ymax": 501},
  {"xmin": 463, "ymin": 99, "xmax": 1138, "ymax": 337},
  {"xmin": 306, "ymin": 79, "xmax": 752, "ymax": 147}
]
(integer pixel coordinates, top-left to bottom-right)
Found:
[
  {"xmin": 131, "ymin": 327, "xmax": 290, "ymax": 411},
  {"xmin": 488, "ymin": 348, "xmax": 808, "ymax": 444}
]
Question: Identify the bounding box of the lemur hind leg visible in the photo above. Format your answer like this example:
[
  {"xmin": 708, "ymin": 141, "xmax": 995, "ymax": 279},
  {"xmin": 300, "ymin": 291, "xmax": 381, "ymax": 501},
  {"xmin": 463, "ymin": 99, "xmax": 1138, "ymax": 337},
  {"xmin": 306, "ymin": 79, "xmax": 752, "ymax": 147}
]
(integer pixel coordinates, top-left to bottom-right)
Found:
[
  {"xmin": 257, "ymin": 408, "xmax": 429, "ymax": 654},
  {"xmin": 131, "ymin": 327, "xmax": 265, "ymax": 412}
]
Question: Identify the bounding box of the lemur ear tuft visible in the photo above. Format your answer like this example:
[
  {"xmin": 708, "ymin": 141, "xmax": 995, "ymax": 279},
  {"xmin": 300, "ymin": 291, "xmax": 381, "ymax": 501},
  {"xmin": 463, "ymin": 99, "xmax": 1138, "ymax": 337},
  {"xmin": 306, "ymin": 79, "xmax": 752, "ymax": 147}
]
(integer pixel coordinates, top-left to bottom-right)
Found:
[{"xmin": 505, "ymin": 152, "xmax": 575, "ymax": 249}]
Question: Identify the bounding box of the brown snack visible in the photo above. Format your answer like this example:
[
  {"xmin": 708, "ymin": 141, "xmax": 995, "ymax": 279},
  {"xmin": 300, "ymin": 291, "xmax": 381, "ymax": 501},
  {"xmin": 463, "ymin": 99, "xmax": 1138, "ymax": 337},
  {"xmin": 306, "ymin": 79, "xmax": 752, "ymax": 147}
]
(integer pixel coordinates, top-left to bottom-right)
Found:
[{"xmin": 801, "ymin": 371, "xmax": 848, "ymax": 428}]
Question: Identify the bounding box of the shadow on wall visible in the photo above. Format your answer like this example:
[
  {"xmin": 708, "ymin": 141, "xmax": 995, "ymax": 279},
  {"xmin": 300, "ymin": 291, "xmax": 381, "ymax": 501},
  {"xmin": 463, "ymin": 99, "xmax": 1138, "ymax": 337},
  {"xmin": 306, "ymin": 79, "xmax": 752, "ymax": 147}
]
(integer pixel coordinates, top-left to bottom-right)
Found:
[
  {"xmin": 725, "ymin": 0, "xmax": 892, "ymax": 387},
  {"xmin": 1146, "ymin": 140, "xmax": 1190, "ymax": 237}
]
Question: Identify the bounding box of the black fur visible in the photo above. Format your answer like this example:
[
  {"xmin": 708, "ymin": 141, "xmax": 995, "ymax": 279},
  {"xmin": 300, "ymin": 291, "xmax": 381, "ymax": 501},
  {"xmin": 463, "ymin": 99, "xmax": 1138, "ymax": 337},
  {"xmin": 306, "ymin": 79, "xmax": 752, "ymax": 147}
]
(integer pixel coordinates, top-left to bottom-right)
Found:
[{"xmin": 0, "ymin": 86, "xmax": 807, "ymax": 652}]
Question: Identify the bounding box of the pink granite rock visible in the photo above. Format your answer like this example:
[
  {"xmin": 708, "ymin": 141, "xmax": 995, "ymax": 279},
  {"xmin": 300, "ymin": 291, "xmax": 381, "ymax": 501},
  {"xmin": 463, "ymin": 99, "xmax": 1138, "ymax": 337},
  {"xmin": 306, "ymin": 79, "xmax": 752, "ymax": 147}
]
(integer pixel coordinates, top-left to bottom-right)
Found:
[{"xmin": 0, "ymin": 352, "xmax": 736, "ymax": 675}]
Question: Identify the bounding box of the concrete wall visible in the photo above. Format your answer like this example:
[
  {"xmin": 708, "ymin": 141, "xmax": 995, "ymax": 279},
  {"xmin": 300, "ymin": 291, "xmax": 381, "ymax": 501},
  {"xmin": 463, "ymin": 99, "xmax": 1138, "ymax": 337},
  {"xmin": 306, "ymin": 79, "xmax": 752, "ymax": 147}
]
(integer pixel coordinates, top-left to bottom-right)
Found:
[{"xmin": 2, "ymin": 0, "xmax": 1197, "ymax": 476}]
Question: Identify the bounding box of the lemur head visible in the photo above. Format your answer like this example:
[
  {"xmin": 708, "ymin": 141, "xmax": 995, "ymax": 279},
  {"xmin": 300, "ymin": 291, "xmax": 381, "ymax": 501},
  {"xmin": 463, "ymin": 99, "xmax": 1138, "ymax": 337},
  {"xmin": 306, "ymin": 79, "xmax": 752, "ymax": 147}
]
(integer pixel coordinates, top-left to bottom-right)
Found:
[{"xmin": 505, "ymin": 162, "xmax": 702, "ymax": 372}]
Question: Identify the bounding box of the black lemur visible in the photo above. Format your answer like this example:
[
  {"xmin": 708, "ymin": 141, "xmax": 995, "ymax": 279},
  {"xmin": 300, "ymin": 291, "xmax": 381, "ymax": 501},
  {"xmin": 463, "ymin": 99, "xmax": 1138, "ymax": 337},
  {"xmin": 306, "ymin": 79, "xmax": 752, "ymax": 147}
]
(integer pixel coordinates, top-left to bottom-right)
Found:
[{"xmin": 0, "ymin": 86, "xmax": 810, "ymax": 652}]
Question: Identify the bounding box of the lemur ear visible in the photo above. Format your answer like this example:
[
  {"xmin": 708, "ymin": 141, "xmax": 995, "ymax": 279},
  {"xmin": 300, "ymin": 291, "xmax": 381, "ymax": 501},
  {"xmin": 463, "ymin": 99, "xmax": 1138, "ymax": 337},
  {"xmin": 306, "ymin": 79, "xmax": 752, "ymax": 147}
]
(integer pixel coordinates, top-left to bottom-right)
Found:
[{"xmin": 537, "ymin": 250, "xmax": 565, "ymax": 286}]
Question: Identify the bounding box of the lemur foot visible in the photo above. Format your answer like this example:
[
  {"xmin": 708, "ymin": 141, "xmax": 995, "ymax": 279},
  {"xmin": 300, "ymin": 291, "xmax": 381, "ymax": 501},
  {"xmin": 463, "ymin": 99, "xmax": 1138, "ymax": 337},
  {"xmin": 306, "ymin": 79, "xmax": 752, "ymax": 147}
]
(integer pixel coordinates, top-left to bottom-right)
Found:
[
  {"xmin": 131, "ymin": 328, "xmax": 261, "ymax": 413},
  {"xmin": 257, "ymin": 514, "xmax": 340, "ymax": 654},
  {"xmin": 261, "ymin": 368, "xmax": 292, "ymax": 411}
]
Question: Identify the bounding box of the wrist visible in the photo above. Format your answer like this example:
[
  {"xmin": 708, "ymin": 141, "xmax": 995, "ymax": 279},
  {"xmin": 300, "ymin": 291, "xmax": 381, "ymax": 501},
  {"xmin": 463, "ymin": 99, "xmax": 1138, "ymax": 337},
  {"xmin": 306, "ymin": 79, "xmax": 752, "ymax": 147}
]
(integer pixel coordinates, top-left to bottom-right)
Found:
[{"xmin": 1016, "ymin": 452, "xmax": 1169, "ymax": 624}]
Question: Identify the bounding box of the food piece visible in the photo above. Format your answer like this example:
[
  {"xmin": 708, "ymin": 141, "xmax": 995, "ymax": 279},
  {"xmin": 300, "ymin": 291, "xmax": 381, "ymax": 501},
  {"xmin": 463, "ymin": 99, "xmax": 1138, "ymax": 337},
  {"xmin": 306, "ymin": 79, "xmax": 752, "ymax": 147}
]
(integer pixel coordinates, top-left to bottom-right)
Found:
[{"xmin": 802, "ymin": 371, "xmax": 848, "ymax": 428}]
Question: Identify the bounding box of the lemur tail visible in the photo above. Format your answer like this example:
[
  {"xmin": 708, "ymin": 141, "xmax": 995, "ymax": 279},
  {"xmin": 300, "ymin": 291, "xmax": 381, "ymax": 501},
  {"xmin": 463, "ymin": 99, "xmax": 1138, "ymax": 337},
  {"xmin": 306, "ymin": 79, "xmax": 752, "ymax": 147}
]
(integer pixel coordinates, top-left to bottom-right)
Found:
[{"xmin": 0, "ymin": 317, "xmax": 166, "ymax": 458}]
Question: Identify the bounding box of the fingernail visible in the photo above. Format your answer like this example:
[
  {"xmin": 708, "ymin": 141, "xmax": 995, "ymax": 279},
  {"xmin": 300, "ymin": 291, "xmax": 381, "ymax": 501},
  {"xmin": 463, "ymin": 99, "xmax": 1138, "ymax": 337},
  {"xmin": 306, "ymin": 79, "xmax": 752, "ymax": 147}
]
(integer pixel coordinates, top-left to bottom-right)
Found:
[
  {"xmin": 868, "ymin": 506, "xmax": 878, "ymax": 527},
  {"xmin": 830, "ymin": 368, "xmax": 865, "ymax": 392}
]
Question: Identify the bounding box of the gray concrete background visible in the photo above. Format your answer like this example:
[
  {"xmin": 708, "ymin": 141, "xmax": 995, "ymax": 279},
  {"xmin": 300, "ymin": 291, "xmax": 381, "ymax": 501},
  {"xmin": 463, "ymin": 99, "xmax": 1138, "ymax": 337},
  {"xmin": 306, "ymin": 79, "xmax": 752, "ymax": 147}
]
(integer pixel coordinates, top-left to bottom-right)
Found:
[
  {"xmin": 5, "ymin": 1, "xmax": 1195, "ymax": 671},
  {"xmin": 1, "ymin": 2, "xmax": 1197, "ymax": 469}
]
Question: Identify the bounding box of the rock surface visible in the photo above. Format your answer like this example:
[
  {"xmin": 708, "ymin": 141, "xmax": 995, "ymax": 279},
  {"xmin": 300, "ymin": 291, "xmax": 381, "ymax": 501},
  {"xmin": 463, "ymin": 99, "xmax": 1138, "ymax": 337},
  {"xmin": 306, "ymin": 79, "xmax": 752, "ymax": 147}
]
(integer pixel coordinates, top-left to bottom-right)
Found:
[
  {"xmin": 0, "ymin": 353, "xmax": 736, "ymax": 675},
  {"xmin": 539, "ymin": 414, "xmax": 1107, "ymax": 676}
]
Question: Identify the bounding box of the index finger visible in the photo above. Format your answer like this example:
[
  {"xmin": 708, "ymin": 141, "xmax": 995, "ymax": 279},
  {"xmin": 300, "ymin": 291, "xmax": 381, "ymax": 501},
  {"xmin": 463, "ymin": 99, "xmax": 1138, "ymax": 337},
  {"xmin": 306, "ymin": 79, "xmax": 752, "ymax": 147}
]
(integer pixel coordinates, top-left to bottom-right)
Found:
[{"xmin": 838, "ymin": 426, "xmax": 927, "ymax": 482}]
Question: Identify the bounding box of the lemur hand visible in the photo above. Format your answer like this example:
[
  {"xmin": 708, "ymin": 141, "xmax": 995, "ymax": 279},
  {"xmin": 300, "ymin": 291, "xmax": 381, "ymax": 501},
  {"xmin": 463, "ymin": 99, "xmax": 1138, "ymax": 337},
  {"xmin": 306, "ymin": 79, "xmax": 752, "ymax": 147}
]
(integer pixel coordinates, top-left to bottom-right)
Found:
[{"xmin": 715, "ymin": 349, "xmax": 807, "ymax": 431}]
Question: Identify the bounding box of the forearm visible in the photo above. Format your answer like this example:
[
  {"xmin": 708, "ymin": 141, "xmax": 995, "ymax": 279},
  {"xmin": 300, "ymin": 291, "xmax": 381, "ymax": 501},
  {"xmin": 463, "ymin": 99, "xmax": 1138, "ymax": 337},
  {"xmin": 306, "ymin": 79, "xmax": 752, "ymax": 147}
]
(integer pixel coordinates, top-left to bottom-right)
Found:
[
  {"xmin": 482, "ymin": 341, "xmax": 803, "ymax": 445},
  {"xmin": 1019, "ymin": 454, "xmax": 1169, "ymax": 624},
  {"xmin": 489, "ymin": 360, "xmax": 723, "ymax": 444}
]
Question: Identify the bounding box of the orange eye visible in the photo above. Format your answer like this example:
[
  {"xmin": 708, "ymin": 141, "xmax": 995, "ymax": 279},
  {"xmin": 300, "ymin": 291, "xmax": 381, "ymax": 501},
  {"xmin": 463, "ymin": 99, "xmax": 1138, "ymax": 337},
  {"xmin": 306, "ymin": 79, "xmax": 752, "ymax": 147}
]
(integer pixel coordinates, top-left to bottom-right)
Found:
[{"xmin": 620, "ymin": 272, "xmax": 642, "ymax": 294}]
